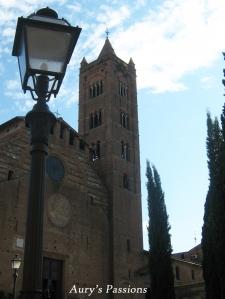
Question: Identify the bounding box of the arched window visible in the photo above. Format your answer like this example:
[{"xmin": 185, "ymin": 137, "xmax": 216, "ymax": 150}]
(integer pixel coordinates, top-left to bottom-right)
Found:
[
  {"xmin": 120, "ymin": 111, "xmax": 129, "ymax": 129},
  {"xmin": 91, "ymin": 143, "xmax": 97, "ymax": 161},
  {"xmin": 89, "ymin": 109, "xmax": 103, "ymax": 129},
  {"xmin": 96, "ymin": 82, "xmax": 100, "ymax": 96},
  {"xmin": 122, "ymin": 114, "xmax": 126, "ymax": 128},
  {"xmin": 90, "ymin": 141, "xmax": 101, "ymax": 161},
  {"xmin": 123, "ymin": 174, "xmax": 129, "ymax": 189},
  {"xmin": 125, "ymin": 114, "xmax": 129, "ymax": 129},
  {"xmin": 100, "ymin": 80, "xmax": 103, "ymax": 94},
  {"xmin": 121, "ymin": 141, "xmax": 125, "ymax": 159},
  {"xmin": 89, "ymin": 113, "xmax": 94, "ymax": 129},
  {"xmin": 98, "ymin": 109, "xmax": 102, "ymax": 125},
  {"xmin": 124, "ymin": 143, "xmax": 129, "ymax": 161},
  {"xmin": 93, "ymin": 84, "xmax": 96, "ymax": 97},
  {"xmin": 121, "ymin": 141, "xmax": 129, "ymax": 161},
  {"xmin": 96, "ymin": 141, "xmax": 101, "ymax": 158},
  {"xmin": 119, "ymin": 82, "xmax": 122, "ymax": 96},
  {"xmin": 89, "ymin": 86, "xmax": 93, "ymax": 98},
  {"xmin": 120, "ymin": 112, "xmax": 123, "ymax": 126},
  {"xmin": 94, "ymin": 112, "xmax": 98, "ymax": 127}
]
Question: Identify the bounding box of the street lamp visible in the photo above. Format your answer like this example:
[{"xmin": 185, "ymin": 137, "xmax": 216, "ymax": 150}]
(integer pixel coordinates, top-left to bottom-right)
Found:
[
  {"xmin": 11, "ymin": 255, "xmax": 22, "ymax": 299},
  {"xmin": 12, "ymin": 7, "xmax": 81, "ymax": 299}
]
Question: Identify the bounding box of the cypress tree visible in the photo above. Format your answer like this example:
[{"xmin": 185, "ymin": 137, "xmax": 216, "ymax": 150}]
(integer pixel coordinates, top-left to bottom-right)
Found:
[
  {"xmin": 217, "ymin": 105, "xmax": 225, "ymax": 298},
  {"xmin": 202, "ymin": 113, "xmax": 222, "ymax": 299},
  {"xmin": 146, "ymin": 161, "xmax": 175, "ymax": 299}
]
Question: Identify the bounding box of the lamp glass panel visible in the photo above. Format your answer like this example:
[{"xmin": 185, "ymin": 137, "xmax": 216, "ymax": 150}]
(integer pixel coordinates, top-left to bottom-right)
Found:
[
  {"xmin": 12, "ymin": 258, "xmax": 21, "ymax": 270},
  {"xmin": 26, "ymin": 25, "xmax": 72, "ymax": 73},
  {"xmin": 17, "ymin": 32, "xmax": 27, "ymax": 86}
]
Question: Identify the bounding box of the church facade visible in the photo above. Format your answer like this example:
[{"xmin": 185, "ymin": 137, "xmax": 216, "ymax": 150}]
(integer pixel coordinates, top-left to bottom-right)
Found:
[{"xmin": 0, "ymin": 39, "xmax": 146, "ymax": 299}]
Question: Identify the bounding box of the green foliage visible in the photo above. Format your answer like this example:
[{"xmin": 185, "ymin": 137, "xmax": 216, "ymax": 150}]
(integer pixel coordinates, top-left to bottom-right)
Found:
[
  {"xmin": 202, "ymin": 111, "xmax": 225, "ymax": 299},
  {"xmin": 146, "ymin": 161, "xmax": 175, "ymax": 299}
]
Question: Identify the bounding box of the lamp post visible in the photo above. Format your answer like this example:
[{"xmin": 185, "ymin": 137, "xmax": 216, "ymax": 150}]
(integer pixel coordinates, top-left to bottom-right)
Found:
[
  {"xmin": 11, "ymin": 255, "xmax": 22, "ymax": 299},
  {"xmin": 12, "ymin": 7, "xmax": 81, "ymax": 299}
]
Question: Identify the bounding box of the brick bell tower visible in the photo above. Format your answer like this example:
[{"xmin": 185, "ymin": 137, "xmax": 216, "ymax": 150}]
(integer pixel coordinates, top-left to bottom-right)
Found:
[{"xmin": 79, "ymin": 38, "xmax": 143, "ymax": 295}]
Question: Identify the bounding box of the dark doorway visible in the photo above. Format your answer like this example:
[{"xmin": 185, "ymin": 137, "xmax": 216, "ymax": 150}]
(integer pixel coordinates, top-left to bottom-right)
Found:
[{"xmin": 43, "ymin": 257, "xmax": 63, "ymax": 299}]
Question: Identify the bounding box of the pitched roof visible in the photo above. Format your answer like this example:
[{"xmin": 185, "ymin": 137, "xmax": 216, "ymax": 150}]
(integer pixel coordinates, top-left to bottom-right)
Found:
[{"xmin": 98, "ymin": 37, "xmax": 116, "ymax": 59}]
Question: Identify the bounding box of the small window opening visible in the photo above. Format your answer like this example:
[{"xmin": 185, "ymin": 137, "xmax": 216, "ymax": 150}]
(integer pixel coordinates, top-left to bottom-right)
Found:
[
  {"xmin": 100, "ymin": 80, "xmax": 103, "ymax": 94},
  {"xmin": 89, "ymin": 113, "xmax": 94, "ymax": 129},
  {"xmin": 80, "ymin": 140, "xmax": 85, "ymax": 150},
  {"xmin": 93, "ymin": 85, "xmax": 96, "ymax": 97},
  {"xmin": 50, "ymin": 125, "xmax": 54, "ymax": 135},
  {"xmin": 94, "ymin": 113, "xmax": 98, "ymax": 127},
  {"xmin": 97, "ymin": 83, "xmax": 100, "ymax": 96},
  {"xmin": 99, "ymin": 110, "xmax": 102, "ymax": 125},
  {"xmin": 121, "ymin": 141, "xmax": 129, "ymax": 161},
  {"xmin": 60, "ymin": 123, "xmax": 64, "ymax": 139},
  {"xmin": 123, "ymin": 174, "xmax": 129, "ymax": 189},
  {"xmin": 175, "ymin": 266, "xmax": 180, "ymax": 280},
  {"xmin": 191, "ymin": 269, "xmax": 195, "ymax": 280},
  {"xmin": 8, "ymin": 170, "xmax": 14, "ymax": 181},
  {"xmin": 69, "ymin": 130, "xmax": 75, "ymax": 145}
]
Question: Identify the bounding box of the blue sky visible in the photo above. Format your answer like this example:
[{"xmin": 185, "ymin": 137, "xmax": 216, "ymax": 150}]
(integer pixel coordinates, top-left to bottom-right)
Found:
[{"xmin": 1, "ymin": 0, "xmax": 225, "ymax": 252}]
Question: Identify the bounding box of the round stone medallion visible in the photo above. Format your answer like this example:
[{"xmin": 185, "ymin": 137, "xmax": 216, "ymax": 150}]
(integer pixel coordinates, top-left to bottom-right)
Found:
[{"xmin": 47, "ymin": 194, "xmax": 71, "ymax": 228}]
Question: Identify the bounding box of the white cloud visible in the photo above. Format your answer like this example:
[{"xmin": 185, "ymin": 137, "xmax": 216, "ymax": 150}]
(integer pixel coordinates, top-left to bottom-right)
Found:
[
  {"xmin": 66, "ymin": 3, "xmax": 81, "ymax": 12},
  {"xmin": 5, "ymin": 79, "xmax": 19, "ymax": 90},
  {"xmin": 53, "ymin": 83, "xmax": 79, "ymax": 108},
  {"xmin": 97, "ymin": 5, "xmax": 131, "ymax": 28},
  {"xmin": 2, "ymin": 0, "xmax": 225, "ymax": 96},
  {"xmin": 110, "ymin": 0, "xmax": 225, "ymax": 93},
  {"xmin": 2, "ymin": 27, "xmax": 15, "ymax": 38},
  {"xmin": 4, "ymin": 78, "xmax": 33, "ymax": 111},
  {"xmin": 135, "ymin": 0, "xmax": 147, "ymax": 8}
]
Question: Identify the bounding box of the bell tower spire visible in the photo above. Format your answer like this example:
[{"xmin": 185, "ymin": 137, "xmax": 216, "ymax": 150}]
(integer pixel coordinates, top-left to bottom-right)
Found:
[{"xmin": 98, "ymin": 37, "xmax": 116, "ymax": 59}]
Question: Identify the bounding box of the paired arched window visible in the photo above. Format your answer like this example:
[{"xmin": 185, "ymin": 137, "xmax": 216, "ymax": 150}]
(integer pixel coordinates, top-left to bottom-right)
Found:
[
  {"xmin": 119, "ymin": 81, "xmax": 128, "ymax": 97},
  {"xmin": 89, "ymin": 80, "xmax": 103, "ymax": 98},
  {"xmin": 89, "ymin": 110, "xmax": 102, "ymax": 129},
  {"xmin": 120, "ymin": 111, "xmax": 129, "ymax": 129}
]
